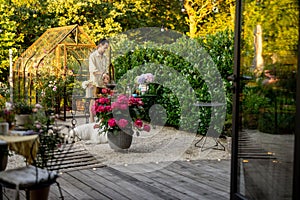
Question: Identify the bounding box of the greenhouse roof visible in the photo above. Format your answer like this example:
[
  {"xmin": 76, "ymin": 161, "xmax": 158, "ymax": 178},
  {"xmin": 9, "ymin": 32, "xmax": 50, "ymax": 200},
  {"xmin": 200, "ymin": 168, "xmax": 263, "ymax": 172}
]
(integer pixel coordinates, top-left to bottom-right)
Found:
[{"xmin": 14, "ymin": 24, "xmax": 96, "ymax": 72}]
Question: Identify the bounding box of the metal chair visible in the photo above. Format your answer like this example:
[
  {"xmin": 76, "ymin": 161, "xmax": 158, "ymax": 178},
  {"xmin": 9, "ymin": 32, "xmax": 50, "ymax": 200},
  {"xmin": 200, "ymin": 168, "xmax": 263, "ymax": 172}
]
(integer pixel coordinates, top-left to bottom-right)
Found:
[{"xmin": 0, "ymin": 126, "xmax": 70, "ymax": 200}]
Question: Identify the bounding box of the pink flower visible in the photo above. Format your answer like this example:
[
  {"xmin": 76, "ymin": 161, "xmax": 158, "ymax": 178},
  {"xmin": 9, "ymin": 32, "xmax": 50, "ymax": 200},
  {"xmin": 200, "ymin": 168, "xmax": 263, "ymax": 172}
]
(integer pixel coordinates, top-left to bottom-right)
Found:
[
  {"xmin": 134, "ymin": 119, "xmax": 143, "ymax": 128},
  {"xmin": 102, "ymin": 88, "xmax": 110, "ymax": 94},
  {"xmin": 137, "ymin": 100, "xmax": 144, "ymax": 106},
  {"xmin": 117, "ymin": 95, "xmax": 128, "ymax": 104},
  {"xmin": 96, "ymin": 105, "xmax": 106, "ymax": 113},
  {"xmin": 97, "ymin": 97, "xmax": 110, "ymax": 105},
  {"xmin": 143, "ymin": 124, "xmax": 151, "ymax": 132},
  {"xmin": 53, "ymin": 86, "xmax": 57, "ymax": 91},
  {"xmin": 35, "ymin": 104, "xmax": 43, "ymax": 109},
  {"xmin": 105, "ymin": 105, "xmax": 112, "ymax": 112},
  {"xmin": 108, "ymin": 118, "xmax": 116, "ymax": 127},
  {"xmin": 117, "ymin": 119, "xmax": 128, "ymax": 128},
  {"xmin": 35, "ymin": 124, "xmax": 41, "ymax": 129},
  {"xmin": 119, "ymin": 103, "xmax": 128, "ymax": 110},
  {"xmin": 128, "ymin": 97, "xmax": 144, "ymax": 106},
  {"xmin": 111, "ymin": 102, "xmax": 120, "ymax": 110}
]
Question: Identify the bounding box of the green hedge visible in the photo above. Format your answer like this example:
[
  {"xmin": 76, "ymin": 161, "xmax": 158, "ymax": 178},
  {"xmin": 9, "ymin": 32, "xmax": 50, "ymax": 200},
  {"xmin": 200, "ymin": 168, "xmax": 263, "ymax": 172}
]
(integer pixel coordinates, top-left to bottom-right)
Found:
[{"xmin": 112, "ymin": 30, "xmax": 234, "ymax": 135}]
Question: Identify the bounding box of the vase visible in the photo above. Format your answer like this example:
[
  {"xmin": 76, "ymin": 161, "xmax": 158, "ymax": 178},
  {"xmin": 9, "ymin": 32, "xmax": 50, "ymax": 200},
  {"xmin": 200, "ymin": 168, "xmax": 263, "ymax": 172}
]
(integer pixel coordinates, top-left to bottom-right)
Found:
[
  {"xmin": 107, "ymin": 130, "xmax": 133, "ymax": 150},
  {"xmin": 0, "ymin": 122, "xmax": 9, "ymax": 135},
  {"xmin": 85, "ymin": 86, "xmax": 94, "ymax": 98},
  {"xmin": 138, "ymin": 84, "xmax": 148, "ymax": 95}
]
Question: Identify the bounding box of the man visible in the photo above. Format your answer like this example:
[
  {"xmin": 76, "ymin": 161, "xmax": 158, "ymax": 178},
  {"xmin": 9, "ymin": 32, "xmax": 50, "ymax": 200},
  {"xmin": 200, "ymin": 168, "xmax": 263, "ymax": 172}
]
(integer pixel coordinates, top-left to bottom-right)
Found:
[
  {"xmin": 89, "ymin": 39, "xmax": 110, "ymax": 122},
  {"xmin": 89, "ymin": 39, "xmax": 110, "ymax": 88}
]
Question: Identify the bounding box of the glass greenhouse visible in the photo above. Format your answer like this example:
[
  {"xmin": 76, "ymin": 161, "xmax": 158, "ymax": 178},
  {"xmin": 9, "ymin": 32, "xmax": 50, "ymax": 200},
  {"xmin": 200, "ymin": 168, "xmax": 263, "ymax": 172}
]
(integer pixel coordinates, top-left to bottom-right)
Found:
[{"xmin": 13, "ymin": 25, "xmax": 97, "ymax": 118}]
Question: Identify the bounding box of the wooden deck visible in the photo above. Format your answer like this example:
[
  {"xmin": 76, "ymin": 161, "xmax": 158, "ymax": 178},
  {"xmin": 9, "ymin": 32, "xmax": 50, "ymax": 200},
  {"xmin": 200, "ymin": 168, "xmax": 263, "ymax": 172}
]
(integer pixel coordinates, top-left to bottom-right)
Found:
[{"xmin": 3, "ymin": 159, "xmax": 230, "ymax": 200}]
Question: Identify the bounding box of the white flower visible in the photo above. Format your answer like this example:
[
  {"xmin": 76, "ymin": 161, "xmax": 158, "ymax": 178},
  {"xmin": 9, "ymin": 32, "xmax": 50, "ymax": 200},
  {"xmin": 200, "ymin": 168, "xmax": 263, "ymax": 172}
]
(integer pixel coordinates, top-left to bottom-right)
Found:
[
  {"xmin": 35, "ymin": 103, "xmax": 43, "ymax": 109},
  {"xmin": 82, "ymin": 80, "xmax": 94, "ymax": 89},
  {"xmin": 135, "ymin": 73, "xmax": 154, "ymax": 84},
  {"xmin": 5, "ymin": 102, "xmax": 13, "ymax": 111}
]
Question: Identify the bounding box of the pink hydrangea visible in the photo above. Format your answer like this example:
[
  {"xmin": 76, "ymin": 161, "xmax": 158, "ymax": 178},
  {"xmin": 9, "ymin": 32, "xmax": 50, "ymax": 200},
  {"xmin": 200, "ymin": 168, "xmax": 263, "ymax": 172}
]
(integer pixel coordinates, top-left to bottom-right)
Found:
[
  {"xmin": 105, "ymin": 105, "xmax": 112, "ymax": 112},
  {"xmin": 97, "ymin": 97, "xmax": 110, "ymax": 105},
  {"xmin": 108, "ymin": 118, "xmax": 116, "ymax": 127},
  {"xmin": 96, "ymin": 105, "xmax": 106, "ymax": 113},
  {"xmin": 119, "ymin": 103, "xmax": 128, "ymax": 110},
  {"xmin": 111, "ymin": 102, "xmax": 120, "ymax": 110},
  {"xmin": 117, "ymin": 94, "xmax": 129, "ymax": 104},
  {"xmin": 117, "ymin": 119, "xmax": 129, "ymax": 128}
]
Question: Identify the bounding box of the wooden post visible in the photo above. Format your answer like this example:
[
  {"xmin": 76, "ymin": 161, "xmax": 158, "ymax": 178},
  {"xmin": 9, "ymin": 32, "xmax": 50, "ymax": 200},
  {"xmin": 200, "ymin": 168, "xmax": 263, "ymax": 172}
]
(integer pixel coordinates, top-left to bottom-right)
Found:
[{"xmin": 9, "ymin": 49, "xmax": 13, "ymax": 102}]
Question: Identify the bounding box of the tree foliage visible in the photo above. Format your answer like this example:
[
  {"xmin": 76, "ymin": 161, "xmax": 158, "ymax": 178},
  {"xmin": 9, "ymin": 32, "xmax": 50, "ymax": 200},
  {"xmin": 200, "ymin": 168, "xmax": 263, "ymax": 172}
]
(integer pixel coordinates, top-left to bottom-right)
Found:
[
  {"xmin": 183, "ymin": 0, "xmax": 235, "ymax": 38},
  {"xmin": 241, "ymin": 0, "xmax": 299, "ymax": 73},
  {"xmin": 0, "ymin": 0, "xmax": 236, "ymax": 81}
]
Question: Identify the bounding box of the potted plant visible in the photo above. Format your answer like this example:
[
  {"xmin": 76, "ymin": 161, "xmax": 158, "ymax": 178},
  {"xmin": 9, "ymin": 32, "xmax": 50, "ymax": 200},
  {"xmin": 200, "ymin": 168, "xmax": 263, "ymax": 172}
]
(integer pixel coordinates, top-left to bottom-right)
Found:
[
  {"xmin": 14, "ymin": 100, "xmax": 34, "ymax": 127},
  {"xmin": 82, "ymin": 79, "xmax": 96, "ymax": 98},
  {"xmin": 134, "ymin": 73, "xmax": 154, "ymax": 95},
  {"xmin": 93, "ymin": 88, "xmax": 151, "ymax": 150},
  {"xmin": 27, "ymin": 104, "xmax": 62, "ymax": 200},
  {"xmin": 27, "ymin": 104, "xmax": 62, "ymax": 167}
]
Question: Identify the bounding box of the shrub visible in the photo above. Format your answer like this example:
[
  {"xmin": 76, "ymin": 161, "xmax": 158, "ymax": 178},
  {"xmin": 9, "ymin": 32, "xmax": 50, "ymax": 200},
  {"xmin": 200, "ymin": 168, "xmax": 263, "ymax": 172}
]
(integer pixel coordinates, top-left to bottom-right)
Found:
[{"xmin": 112, "ymin": 30, "xmax": 234, "ymax": 135}]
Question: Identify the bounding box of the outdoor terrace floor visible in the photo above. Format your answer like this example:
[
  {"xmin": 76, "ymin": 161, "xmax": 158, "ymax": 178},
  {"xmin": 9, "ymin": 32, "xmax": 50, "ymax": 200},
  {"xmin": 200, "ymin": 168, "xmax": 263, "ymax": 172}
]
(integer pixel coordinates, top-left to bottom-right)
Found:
[{"xmin": 3, "ymin": 159, "xmax": 230, "ymax": 200}]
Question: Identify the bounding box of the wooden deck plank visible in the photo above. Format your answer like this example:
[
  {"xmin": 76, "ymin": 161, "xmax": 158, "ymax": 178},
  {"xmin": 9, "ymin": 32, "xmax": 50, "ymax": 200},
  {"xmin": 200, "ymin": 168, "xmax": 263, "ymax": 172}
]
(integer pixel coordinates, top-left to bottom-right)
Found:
[
  {"xmin": 70, "ymin": 170, "xmax": 129, "ymax": 200},
  {"xmin": 83, "ymin": 168, "xmax": 142, "ymax": 200},
  {"xmin": 117, "ymin": 163, "xmax": 208, "ymax": 200},
  {"xmin": 168, "ymin": 161, "xmax": 230, "ymax": 195},
  {"xmin": 57, "ymin": 175, "xmax": 97, "ymax": 200},
  {"xmin": 176, "ymin": 160, "xmax": 230, "ymax": 187},
  {"xmin": 91, "ymin": 167, "xmax": 167, "ymax": 200},
  {"xmin": 118, "ymin": 169, "xmax": 194, "ymax": 200},
  {"xmin": 128, "ymin": 164, "xmax": 223, "ymax": 200},
  {"xmin": 104, "ymin": 166, "xmax": 183, "ymax": 200},
  {"xmin": 110, "ymin": 160, "xmax": 230, "ymax": 200},
  {"xmin": 3, "ymin": 159, "xmax": 230, "ymax": 200}
]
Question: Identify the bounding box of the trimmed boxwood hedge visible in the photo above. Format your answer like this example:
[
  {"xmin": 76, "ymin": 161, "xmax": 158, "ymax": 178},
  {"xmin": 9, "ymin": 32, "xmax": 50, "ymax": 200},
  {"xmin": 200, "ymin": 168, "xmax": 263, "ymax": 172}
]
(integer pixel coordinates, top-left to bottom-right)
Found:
[{"xmin": 112, "ymin": 30, "xmax": 234, "ymax": 135}]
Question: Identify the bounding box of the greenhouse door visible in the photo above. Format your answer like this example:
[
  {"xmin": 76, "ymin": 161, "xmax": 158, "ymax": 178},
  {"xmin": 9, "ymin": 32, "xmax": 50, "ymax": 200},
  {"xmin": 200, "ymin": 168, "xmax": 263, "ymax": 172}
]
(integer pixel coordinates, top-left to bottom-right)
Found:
[{"xmin": 230, "ymin": 0, "xmax": 300, "ymax": 199}]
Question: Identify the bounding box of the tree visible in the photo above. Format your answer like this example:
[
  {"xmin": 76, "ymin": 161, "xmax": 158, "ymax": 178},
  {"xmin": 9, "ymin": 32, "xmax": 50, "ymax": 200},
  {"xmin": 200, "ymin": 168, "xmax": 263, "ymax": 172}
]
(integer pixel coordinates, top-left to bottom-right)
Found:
[
  {"xmin": 0, "ymin": 0, "xmax": 236, "ymax": 80},
  {"xmin": 0, "ymin": 0, "xmax": 24, "ymax": 80},
  {"xmin": 182, "ymin": 0, "xmax": 235, "ymax": 38},
  {"xmin": 241, "ymin": 0, "xmax": 299, "ymax": 73}
]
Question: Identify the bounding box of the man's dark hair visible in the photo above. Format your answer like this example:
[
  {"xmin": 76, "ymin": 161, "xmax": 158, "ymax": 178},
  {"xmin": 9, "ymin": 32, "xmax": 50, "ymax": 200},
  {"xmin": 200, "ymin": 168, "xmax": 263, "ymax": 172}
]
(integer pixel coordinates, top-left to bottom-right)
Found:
[{"xmin": 97, "ymin": 38, "xmax": 109, "ymax": 47}]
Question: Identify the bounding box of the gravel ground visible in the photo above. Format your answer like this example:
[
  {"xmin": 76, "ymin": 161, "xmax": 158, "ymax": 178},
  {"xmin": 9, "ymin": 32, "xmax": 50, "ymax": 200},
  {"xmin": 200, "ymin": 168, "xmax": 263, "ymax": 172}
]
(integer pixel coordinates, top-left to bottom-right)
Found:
[{"xmin": 6, "ymin": 115, "xmax": 231, "ymax": 170}]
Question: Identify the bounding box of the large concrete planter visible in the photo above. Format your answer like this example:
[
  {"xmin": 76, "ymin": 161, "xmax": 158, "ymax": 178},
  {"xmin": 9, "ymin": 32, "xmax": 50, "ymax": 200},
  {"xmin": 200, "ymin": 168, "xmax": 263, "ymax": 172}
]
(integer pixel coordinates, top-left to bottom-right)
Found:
[
  {"xmin": 107, "ymin": 130, "xmax": 133, "ymax": 150},
  {"xmin": 15, "ymin": 114, "xmax": 32, "ymax": 126}
]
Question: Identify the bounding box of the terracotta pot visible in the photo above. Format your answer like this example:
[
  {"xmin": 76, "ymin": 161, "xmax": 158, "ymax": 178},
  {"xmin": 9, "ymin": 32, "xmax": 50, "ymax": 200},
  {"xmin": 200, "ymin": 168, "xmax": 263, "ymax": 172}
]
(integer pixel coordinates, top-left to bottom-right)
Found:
[
  {"xmin": 107, "ymin": 130, "xmax": 133, "ymax": 150},
  {"xmin": 29, "ymin": 186, "xmax": 50, "ymax": 200}
]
